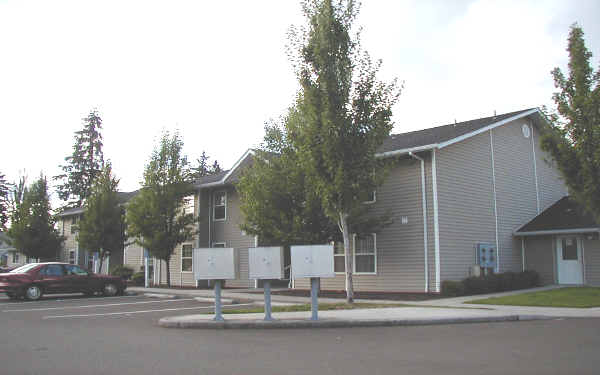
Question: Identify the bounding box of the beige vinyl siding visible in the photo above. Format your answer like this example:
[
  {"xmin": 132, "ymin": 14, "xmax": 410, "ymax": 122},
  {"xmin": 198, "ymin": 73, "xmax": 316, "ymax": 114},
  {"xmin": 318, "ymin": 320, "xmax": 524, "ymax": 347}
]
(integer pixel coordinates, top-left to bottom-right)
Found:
[
  {"xmin": 584, "ymin": 237, "xmax": 600, "ymax": 286},
  {"xmin": 492, "ymin": 120, "xmax": 539, "ymax": 273},
  {"xmin": 60, "ymin": 217, "xmax": 80, "ymax": 264},
  {"xmin": 124, "ymin": 243, "xmax": 144, "ymax": 273},
  {"xmin": 524, "ymin": 236, "xmax": 556, "ymax": 285},
  {"xmin": 436, "ymin": 131, "xmax": 497, "ymax": 282},
  {"xmin": 532, "ymin": 125, "xmax": 568, "ymax": 212},
  {"xmin": 295, "ymin": 157, "xmax": 432, "ymax": 292}
]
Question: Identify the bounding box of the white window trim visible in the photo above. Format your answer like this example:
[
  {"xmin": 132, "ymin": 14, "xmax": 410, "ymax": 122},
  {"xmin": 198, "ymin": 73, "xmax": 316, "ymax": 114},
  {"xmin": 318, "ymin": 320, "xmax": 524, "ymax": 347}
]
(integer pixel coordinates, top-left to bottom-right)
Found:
[
  {"xmin": 333, "ymin": 242, "xmax": 346, "ymax": 274},
  {"xmin": 212, "ymin": 242, "xmax": 226, "ymax": 248},
  {"xmin": 363, "ymin": 190, "xmax": 377, "ymax": 204},
  {"xmin": 353, "ymin": 233, "xmax": 377, "ymax": 275},
  {"xmin": 68, "ymin": 250, "xmax": 76, "ymax": 265},
  {"xmin": 180, "ymin": 243, "xmax": 193, "ymax": 273},
  {"xmin": 213, "ymin": 190, "xmax": 227, "ymax": 222}
]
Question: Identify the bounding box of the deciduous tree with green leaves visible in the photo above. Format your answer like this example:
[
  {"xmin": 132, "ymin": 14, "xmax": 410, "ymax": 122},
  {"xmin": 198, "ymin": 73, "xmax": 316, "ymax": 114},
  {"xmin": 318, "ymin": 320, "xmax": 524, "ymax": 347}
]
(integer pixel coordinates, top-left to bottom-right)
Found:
[
  {"xmin": 287, "ymin": 0, "xmax": 400, "ymax": 302},
  {"xmin": 541, "ymin": 24, "xmax": 600, "ymax": 223},
  {"xmin": 77, "ymin": 164, "xmax": 126, "ymax": 274},
  {"xmin": 126, "ymin": 131, "xmax": 197, "ymax": 286},
  {"xmin": 55, "ymin": 109, "xmax": 105, "ymax": 207},
  {"xmin": 0, "ymin": 172, "xmax": 10, "ymax": 230},
  {"xmin": 8, "ymin": 175, "xmax": 64, "ymax": 260}
]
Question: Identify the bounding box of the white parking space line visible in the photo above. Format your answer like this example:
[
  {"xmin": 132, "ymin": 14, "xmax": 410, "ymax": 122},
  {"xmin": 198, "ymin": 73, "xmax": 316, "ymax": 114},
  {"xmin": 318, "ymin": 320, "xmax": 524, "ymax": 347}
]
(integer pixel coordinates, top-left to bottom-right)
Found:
[
  {"xmin": 0, "ymin": 294, "xmax": 136, "ymax": 305},
  {"xmin": 42, "ymin": 303, "xmax": 255, "ymax": 319},
  {"xmin": 3, "ymin": 298, "xmax": 196, "ymax": 313}
]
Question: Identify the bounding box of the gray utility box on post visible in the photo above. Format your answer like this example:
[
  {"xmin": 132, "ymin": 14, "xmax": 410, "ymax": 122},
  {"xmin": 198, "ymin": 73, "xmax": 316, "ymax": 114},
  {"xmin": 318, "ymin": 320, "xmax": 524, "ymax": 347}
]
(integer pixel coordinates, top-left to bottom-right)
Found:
[
  {"xmin": 193, "ymin": 248, "xmax": 238, "ymax": 280},
  {"xmin": 291, "ymin": 244, "xmax": 335, "ymax": 278},
  {"xmin": 476, "ymin": 243, "xmax": 497, "ymax": 269},
  {"xmin": 249, "ymin": 247, "xmax": 284, "ymax": 280}
]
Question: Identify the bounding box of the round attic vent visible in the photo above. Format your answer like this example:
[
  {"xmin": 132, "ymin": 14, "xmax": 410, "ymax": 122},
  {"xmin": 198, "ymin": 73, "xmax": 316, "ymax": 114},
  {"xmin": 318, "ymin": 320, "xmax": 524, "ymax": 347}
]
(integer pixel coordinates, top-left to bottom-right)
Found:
[{"xmin": 522, "ymin": 124, "xmax": 531, "ymax": 138}]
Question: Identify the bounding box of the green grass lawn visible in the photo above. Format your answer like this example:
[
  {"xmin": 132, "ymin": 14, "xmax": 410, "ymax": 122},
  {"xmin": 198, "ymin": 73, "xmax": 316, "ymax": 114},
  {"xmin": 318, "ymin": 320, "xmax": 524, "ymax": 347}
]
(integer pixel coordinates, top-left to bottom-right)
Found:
[
  {"xmin": 211, "ymin": 302, "xmax": 411, "ymax": 315},
  {"xmin": 466, "ymin": 287, "xmax": 600, "ymax": 308}
]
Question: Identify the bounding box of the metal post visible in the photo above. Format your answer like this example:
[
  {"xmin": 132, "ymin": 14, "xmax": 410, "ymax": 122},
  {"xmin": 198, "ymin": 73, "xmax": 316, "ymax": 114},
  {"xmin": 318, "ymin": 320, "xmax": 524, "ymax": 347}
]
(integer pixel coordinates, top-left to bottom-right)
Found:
[
  {"xmin": 214, "ymin": 279, "xmax": 224, "ymax": 321},
  {"xmin": 144, "ymin": 250, "xmax": 149, "ymax": 288},
  {"xmin": 310, "ymin": 277, "xmax": 319, "ymax": 321},
  {"xmin": 263, "ymin": 280, "xmax": 272, "ymax": 321}
]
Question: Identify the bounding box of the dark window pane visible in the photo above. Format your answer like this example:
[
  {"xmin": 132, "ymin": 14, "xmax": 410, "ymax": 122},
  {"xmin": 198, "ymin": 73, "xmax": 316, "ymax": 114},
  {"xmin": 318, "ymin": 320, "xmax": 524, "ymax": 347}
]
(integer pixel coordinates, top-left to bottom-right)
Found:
[
  {"xmin": 334, "ymin": 256, "xmax": 345, "ymax": 273},
  {"xmin": 562, "ymin": 238, "xmax": 578, "ymax": 260},
  {"xmin": 182, "ymin": 245, "xmax": 193, "ymax": 258},
  {"xmin": 214, "ymin": 206, "xmax": 225, "ymax": 220},
  {"xmin": 182, "ymin": 259, "xmax": 192, "ymax": 272}
]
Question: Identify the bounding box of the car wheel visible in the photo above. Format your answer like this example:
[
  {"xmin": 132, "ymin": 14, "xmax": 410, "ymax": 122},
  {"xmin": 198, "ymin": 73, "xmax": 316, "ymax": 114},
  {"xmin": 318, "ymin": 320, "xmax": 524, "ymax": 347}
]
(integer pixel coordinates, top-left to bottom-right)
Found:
[
  {"xmin": 25, "ymin": 285, "xmax": 43, "ymax": 301},
  {"xmin": 7, "ymin": 292, "xmax": 18, "ymax": 300},
  {"xmin": 83, "ymin": 290, "xmax": 95, "ymax": 297},
  {"xmin": 102, "ymin": 283, "xmax": 118, "ymax": 297}
]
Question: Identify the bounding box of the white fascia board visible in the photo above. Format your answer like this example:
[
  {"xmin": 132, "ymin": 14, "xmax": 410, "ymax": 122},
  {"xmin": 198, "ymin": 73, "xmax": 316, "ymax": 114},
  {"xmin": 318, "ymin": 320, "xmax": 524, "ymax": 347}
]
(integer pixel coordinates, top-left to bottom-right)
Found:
[
  {"xmin": 375, "ymin": 144, "xmax": 438, "ymax": 159},
  {"xmin": 195, "ymin": 149, "xmax": 255, "ymax": 189},
  {"xmin": 514, "ymin": 228, "xmax": 600, "ymax": 236},
  {"xmin": 437, "ymin": 108, "xmax": 539, "ymax": 149}
]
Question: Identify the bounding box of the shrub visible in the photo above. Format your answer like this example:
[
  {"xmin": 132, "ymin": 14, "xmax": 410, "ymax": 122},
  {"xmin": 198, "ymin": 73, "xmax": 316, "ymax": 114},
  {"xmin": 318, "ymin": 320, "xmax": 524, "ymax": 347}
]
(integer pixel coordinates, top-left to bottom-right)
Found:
[
  {"xmin": 110, "ymin": 265, "xmax": 134, "ymax": 280},
  {"xmin": 456, "ymin": 270, "xmax": 541, "ymax": 296},
  {"xmin": 131, "ymin": 272, "xmax": 145, "ymax": 286},
  {"xmin": 441, "ymin": 280, "xmax": 464, "ymax": 297}
]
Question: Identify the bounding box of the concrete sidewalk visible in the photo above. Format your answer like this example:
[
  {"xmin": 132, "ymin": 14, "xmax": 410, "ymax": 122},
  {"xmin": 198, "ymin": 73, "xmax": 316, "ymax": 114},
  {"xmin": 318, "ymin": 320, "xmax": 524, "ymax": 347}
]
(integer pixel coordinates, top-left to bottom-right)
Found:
[{"xmin": 128, "ymin": 285, "xmax": 600, "ymax": 329}]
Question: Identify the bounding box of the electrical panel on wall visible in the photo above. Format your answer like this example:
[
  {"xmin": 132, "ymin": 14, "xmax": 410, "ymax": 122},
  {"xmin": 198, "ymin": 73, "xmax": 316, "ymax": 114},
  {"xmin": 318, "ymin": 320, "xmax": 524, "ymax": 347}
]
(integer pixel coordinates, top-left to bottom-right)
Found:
[{"xmin": 476, "ymin": 243, "xmax": 497, "ymax": 269}]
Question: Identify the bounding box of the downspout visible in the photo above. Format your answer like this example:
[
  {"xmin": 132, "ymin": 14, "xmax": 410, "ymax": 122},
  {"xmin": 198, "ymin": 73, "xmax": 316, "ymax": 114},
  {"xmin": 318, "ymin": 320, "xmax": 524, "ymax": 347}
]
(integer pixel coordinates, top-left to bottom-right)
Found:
[
  {"xmin": 490, "ymin": 130, "xmax": 500, "ymax": 273},
  {"xmin": 521, "ymin": 237, "xmax": 525, "ymax": 272},
  {"xmin": 409, "ymin": 152, "xmax": 429, "ymax": 292},
  {"xmin": 196, "ymin": 191, "xmax": 201, "ymax": 288},
  {"xmin": 530, "ymin": 123, "xmax": 540, "ymax": 213},
  {"xmin": 431, "ymin": 149, "xmax": 441, "ymax": 292}
]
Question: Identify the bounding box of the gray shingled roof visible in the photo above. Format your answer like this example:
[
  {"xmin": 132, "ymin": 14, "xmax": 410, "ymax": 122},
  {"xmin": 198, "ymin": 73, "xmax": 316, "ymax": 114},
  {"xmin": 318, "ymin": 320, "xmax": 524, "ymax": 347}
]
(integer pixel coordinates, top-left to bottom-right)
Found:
[
  {"xmin": 379, "ymin": 108, "xmax": 536, "ymax": 154},
  {"xmin": 516, "ymin": 197, "xmax": 598, "ymax": 234},
  {"xmin": 193, "ymin": 170, "xmax": 229, "ymax": 186},
  {"xmin": 57, "ymin": 190, "xmax": 139, "ymax": 217}
]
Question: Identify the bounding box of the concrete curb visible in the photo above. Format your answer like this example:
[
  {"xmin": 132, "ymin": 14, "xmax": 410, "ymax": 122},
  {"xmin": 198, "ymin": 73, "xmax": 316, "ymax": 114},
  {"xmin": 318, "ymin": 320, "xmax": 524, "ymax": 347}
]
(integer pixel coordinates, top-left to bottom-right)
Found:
[
  {"xmin": 144, "ymin": 293, "xmax": 178, "ymax": 299},
  {"xmin": 158, "ymin": 314, "xmax": 559, "ymax": 329}
]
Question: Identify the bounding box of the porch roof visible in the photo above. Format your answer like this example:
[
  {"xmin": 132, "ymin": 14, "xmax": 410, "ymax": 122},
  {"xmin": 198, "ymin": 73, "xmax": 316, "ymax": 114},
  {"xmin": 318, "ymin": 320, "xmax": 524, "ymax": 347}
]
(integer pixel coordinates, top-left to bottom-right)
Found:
[{"xmin": 515, "ymin": 197, "xmax": 599, "ymax": 236}]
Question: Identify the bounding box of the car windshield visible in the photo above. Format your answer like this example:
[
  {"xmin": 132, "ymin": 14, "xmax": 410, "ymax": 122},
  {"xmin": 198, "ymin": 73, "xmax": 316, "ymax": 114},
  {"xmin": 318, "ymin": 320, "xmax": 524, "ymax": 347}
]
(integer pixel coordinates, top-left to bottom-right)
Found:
[{"xmin": 9, "ymin": 263, "xmax": 40, "ymax": 273}]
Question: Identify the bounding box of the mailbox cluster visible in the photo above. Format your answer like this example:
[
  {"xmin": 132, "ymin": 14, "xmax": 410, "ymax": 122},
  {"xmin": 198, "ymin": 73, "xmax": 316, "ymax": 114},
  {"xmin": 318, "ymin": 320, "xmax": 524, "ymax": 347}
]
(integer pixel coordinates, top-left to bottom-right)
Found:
[{"xmin": 192, "ymin": 245, "xmax": 335, "ymax": 321}]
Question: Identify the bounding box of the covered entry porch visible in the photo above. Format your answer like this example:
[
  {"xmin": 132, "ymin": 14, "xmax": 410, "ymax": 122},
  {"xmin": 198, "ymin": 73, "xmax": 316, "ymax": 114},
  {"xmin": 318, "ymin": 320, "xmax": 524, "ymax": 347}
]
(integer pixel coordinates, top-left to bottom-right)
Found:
[{"xmin": 515, "ymin": 197, "xmax": 600, "ymax": 286}]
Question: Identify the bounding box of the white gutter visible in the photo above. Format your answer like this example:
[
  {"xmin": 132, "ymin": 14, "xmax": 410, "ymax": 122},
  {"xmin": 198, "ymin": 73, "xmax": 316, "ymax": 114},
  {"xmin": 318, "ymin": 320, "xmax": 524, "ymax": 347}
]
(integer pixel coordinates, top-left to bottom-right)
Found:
[
  {"xmin": 431, "ymin": 149, "xmax": 441, "ymax": 292},
  {"xmin": 375, "ymin": 144, "xmax": 438, "ymax": 159},
  {"xmin": 514, "ymin": 228, "xmax": 600, "ymax": 236},
  {"xmin": 490, "ymin": 129, "xmax": 500, "ymax": 273},
  {"xmin": 531, "ymin": 123, "xmax": 540, "ymax": 213},
  {"xmin": 521, "ymin": 237, "xmax": 525, "ymax": 272},
  {"xmin": 409, "ymin": 152, "xmax": 429, "ymax": 292},
  {"xmin": 438, "ymin": 108, "xmax": 539, "ymax": 149}
]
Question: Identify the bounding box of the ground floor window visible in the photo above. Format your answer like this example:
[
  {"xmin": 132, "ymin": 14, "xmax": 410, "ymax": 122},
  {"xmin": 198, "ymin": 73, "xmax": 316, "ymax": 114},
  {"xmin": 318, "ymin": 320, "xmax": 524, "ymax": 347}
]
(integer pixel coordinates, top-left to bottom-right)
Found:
[
  {"xmin": 354, "ymin": 234, "xmax": 376, "ymax": 274},
  {"xmin": 69, "ymin": 250, "xmax": 76, "ymax": 264},
  {"xmin": 212, "ymin": 242, "xmax": 226, "ymax": 248},
  {"xmin": 181, "ymin": 244, "xmax": 193, "ymax": 272},
  {"xmin": 12, "ymin": 252, "xmax": 19, "ymax": 264}
]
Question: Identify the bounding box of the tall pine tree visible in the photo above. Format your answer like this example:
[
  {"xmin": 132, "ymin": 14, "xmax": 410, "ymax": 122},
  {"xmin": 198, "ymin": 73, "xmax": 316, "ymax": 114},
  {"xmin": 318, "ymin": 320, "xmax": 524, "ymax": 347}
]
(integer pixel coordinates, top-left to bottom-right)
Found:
[
  {"xmin": 541, "ymin": 24, "xmax": 600, "ymax": 223},
  {"xmin": 0, "ymin": 172, "xmax": 10, "ymax": 230},
  {"xmin": 55, "ymin": 109, "xmax": 105, "ymax": 207}
]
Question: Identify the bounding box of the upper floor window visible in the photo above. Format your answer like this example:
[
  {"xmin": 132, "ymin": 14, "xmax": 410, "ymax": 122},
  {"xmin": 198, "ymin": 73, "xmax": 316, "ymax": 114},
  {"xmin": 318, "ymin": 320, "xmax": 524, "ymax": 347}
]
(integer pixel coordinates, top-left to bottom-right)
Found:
[
  {"xmin": 213, "ymin": 191, "xmax": 226, "ymax": 221},
  {"xmin": 363, "ymin": 190, "xmax": 376, "ymax": 204},
  {"xmin": 184, "ymin": 195, "xmax": 195, "ymax": 215},
  {"xmin": 70, "ymin": 216, "xmax": 79, "ymax": 234}
]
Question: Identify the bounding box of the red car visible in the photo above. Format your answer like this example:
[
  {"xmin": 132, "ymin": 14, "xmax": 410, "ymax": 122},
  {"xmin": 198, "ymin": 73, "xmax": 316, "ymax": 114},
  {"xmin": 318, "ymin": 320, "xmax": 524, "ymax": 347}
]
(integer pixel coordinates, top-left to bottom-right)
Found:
[{"xmin": 0, "ymin": 262, "xmax": 127, "ymax": 300}]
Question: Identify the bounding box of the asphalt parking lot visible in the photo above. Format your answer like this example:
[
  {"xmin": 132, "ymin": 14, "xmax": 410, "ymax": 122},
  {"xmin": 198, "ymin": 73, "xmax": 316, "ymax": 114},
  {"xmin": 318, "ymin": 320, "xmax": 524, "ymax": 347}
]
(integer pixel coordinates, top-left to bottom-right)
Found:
[
  {"xmin": 2, "ymin": 293, "xmax": 600, "ymax": 375},
  {"xmin": 0, "ymin": 293, "xmax": 249, "ymax": 325}
]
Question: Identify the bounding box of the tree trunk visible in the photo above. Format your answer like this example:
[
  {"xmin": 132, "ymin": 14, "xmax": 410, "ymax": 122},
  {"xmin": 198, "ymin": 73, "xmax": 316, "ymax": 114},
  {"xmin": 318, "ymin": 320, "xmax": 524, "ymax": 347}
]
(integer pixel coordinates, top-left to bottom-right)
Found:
[
  {"xmin": 339, "ymin": 212, "xmax": 354, "ymax": 303},
  {"xmin": 165, "ymin": 257, "xmax": 171, "ymax": 287}
]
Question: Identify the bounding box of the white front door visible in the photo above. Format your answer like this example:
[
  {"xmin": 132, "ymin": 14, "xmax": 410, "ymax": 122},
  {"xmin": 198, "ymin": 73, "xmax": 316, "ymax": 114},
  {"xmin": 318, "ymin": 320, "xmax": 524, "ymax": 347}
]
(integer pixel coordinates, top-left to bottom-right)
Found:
[{"xmin": 556, "ymin": 236, "xmax": 583, "ymax": 284}]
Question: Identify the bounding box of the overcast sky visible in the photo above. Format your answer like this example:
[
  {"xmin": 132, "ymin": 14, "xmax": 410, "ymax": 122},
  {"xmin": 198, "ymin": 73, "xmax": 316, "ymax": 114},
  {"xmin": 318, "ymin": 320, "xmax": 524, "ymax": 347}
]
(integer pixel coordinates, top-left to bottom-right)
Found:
[{"xmin": 1, "ymin": 0, "xmax": 599, "ymax": 199}]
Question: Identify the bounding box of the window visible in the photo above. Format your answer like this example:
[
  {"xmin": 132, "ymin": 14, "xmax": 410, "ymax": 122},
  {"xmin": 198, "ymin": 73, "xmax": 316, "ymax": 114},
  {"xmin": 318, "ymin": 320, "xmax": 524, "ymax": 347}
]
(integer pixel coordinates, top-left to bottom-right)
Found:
[
  {"xmin": 65, "ymin": 264, "xmax": 88, "ymax": 276},
  {"xmin": 354, "ymin": 234, "xmax": 376, "ymax": 274},
  {"xmin": 184, "ymin": 195, "xmax": 195, "ymax": 215},
  {"xmin": 12, "ymin": 252, "xmax": 19, "ymax": 264},
  {"xmin": 562, "ymin": 238, "xmax": 578, "ymax": 260},
  {"xmin": 213, "ymin": 191, "xmax": 226, "ymax": 221},
  {"xmin": 363, "ymin": 190, "xmax": 376, "ymax": 204},
  {"xmin": 71, "ymin": 216, "xmax": 79, "ymax": 234},
  {"xmin": 212, "ymin": 243, "xmax": 226, "ymax": 248},
  {"xmin": 69, "ymin": 250, "xmax": 76, "ymax": 264},
  {"xmin": 334, "ymin": 242, "xmax": 345, "ymax": 273},
  {"xmin": 41, "ymin": 264, "xmax": 65, "ymax": 277},
  {"xmin": 181, "ymin": 244, "xmax": 193, "ymax": 272}
]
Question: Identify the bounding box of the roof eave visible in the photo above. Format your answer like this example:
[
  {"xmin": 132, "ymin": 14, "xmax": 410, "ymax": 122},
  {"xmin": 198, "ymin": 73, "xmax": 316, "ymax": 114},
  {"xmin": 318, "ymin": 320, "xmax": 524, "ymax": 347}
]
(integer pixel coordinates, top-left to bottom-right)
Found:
[
  {"xmin": 375, "ymin": 144, "xmax": 438, "ymax": 159},
  {"xmin": 514, "ymin": 227, "xmax": 600, "ymax": 236},
  {"xmin": 194, "ymin": 149, "xmax": 255, "ymax": 190}
]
